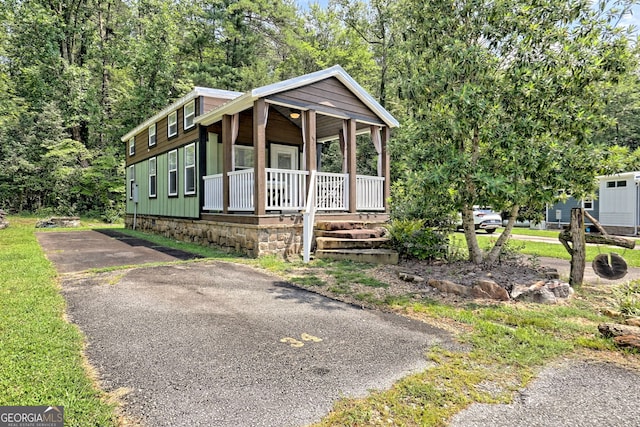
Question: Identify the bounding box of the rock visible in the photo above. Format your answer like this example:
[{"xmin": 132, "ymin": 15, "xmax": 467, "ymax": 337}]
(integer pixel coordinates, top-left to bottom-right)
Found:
[
  {"xmin": 545, "ymin": 280, "xmax": 573, "ymax": 298},
  {"xmin": 473, "ymin": 279, "xmax": 510, "ymax": 301},
  {"xmin": 512, "ymin": 281, "xmax": 557, "ymax": 304},
  {"xmin": 398, "ymin": 271, "xmax": 425, "ymax": 283},
  {"xmin": 471, "ymin": 286, "xmax": 492, "ymax": 299},
  {"xmin": 613, "ymin": 335, "xmax": 640, "ymax": 349},
  {"xmin": 602, "ymin": 309, "xmax": 622, "ymax": 319},
  {"xmin": 427, "ymin": 278, "xmax": 470, "ymax": 297},
  {"xmin": 35, "ymin": 216, "xmax": 80, "ymax": 228},
  {"xmin": 625, "ymin": 318, "xmax": 640, "ymax": 328},
  {"xmin": 544, "ymin": 268, "xmax": 560, "ymax": 280}
]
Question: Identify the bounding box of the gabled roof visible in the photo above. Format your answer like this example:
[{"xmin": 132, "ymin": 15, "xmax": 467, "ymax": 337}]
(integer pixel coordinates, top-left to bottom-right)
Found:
[
  {"xmin": 196, "ymin": 65, "xmax": 399, "ymax": 128},
  {"xmin": 121, "ymin": 87, "xmax": 243, "ymax": 142}
]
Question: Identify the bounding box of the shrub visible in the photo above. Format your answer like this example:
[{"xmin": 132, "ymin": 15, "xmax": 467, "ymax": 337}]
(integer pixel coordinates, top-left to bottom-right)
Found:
[
  {"xmin": 613, "ymin": 280, "xmax": 640, "ymax": 316},
  {"xmin": 386, "ymin": 219, "xmax": 450, "ymax": 260}
]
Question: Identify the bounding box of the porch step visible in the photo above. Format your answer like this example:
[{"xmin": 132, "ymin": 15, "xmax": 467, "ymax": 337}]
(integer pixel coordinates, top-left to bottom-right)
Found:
[
  {"xmin": 315, "ymin": 229, "xmax": 386, "ymax": 239},
  {"xmin": 315, "ymin": 221, "xmax": 387, "ymax": 231},
  {"xmin": 315, "ymin": 249, "xmax": 399, "ymax": 265},
  {"xmin": 316, "ymin": 237, "xmax": 390, "ymax": 250}
]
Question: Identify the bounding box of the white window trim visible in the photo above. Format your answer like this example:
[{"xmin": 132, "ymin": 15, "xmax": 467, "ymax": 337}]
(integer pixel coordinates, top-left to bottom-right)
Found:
[
  {"xmin": 582, "ymin": 198, "xmax": 594, "ymax": 211},
  {"xmin": 148, "ymin": 123, "xmax": 156, "ymax": 147},
  {"xmin": 168, "ymin": 149, "xmax": 178, "ymax": 196},
  {"xmin": 184, "ymin": 100, "xmax": 195, "ymax": 130},
  {"xmin": 184, "ymin": 143, "xmax": 196, "ymax": 195},
  {"xmin": 149, "ymin": 157, "xmax": 157, "ymax": 198},
  {"xmin": 129, "ymin": 165, "xmax": 135, "ymax": 200},
  {"xmin": 129, "ymin": 137, "xmax": 135, "ymax": 156},
  {"xmin": 168, "ymin": 111, "xmax": 178, "ymax": 138}
]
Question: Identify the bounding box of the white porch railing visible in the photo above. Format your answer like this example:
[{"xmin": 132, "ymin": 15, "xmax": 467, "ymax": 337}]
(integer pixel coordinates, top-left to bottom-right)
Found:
[
  {"xmin": 202, "ymin": 174, "xmax": 223, "ymax": 211},
  {"xmin": 266, "ymin": 168, "xmax": 308, "ymax": 211},
  {"xmin": 356, "ymin": 175, "xmax": 385, "ymax": 211},
  {"xmin": 229, "ymin": 169, "xmax": 254, "ymax": 211},
  {"xmin": 316, "ymin": 172, "xmax": 348, "ymax": 211},
  {"xmin": 202, "ymin": 169, "xmax": 384, "ymax": 213}
]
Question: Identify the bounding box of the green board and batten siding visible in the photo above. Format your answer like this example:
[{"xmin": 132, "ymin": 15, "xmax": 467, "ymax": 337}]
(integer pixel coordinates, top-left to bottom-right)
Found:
[{"xmin": 126, "ymin": 145, "xmax": 200, "ymax": 218}]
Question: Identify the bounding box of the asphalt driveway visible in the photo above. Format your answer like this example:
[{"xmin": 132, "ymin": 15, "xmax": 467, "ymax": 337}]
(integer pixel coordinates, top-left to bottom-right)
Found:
[{"xmin": 38, "ymin": 230, "xmax": 453, "ymax": 426}]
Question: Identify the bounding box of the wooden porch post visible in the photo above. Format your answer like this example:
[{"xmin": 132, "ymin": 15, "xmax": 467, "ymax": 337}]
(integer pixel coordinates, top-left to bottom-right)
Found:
[
  {"xmin": 381, "ymin": 126, "xmax": 391, "ymax": 211},
  {"xmin": 347, "ymin": 118, "xmax": 357, "ymax": 213},
  {"xmin": 222, "ymin": 114, "xmax": 232, "ymax": 214},
  {"xmin": 304, "ymin": 110, "xmax": 317, "ymax": 186},
  {"xmin": 253, "ymin": 99, "xmax": 266, "ymax": 215}
]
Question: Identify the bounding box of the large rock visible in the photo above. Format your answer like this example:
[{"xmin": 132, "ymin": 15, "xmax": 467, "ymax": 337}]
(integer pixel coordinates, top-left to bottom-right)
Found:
[
  {"xmin": 472, "ymin": 279, "xmax": 510, "ymax": 301},
  {"xmin": 511, "ymin": 281, "xmax": 558, "ymax": 304},
  {"xmin": 427, "ymin": 278, "xmax": 470, "ymax": 296}
]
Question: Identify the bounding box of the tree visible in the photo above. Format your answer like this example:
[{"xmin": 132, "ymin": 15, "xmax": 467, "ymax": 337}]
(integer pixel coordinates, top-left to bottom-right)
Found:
[{"xmin": 390, "ymin": 0, "xmax": 636, "ymax": 264}]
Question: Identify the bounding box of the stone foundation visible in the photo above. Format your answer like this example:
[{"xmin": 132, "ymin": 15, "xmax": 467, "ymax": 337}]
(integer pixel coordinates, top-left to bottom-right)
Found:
[{"xmin": 125, "ymin": 214, "xmax": 303, "ymax": 258}]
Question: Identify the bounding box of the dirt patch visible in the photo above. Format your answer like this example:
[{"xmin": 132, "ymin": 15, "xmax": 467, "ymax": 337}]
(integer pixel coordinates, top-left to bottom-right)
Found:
[{"xmin": 292, "ymin": 256, "xmax": 556, "ymax": 308}]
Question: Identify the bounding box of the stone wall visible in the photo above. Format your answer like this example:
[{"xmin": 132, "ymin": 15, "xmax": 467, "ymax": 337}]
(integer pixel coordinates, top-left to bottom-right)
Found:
[{"xmin": 125, "ymin": 214, "xmax": 303, "ymax": 258}]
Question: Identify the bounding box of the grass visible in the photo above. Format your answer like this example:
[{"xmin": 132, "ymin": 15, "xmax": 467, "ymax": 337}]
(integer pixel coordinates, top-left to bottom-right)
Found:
[
  {"xmin": 4, "ymin": 218, "xmax": 638, "ymax": 427},
  {"xmin": 0, "ymin": 217, "xmax": 117, "ymax": 426}
]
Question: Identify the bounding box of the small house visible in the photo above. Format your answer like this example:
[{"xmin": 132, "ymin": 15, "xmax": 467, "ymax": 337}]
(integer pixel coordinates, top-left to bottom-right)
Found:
[
  {"xmin": 121, "ymin": 65, "xmax": 399, "ymax": 259},
  {"xmin": 546, "ymin": 171, "xmax": 640, "ymax": 235}
]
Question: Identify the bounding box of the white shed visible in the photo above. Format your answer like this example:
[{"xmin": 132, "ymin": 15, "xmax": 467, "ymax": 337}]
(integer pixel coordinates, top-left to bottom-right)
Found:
[{"xmin": 597, "ymin": 171, "xmax": 640, "ymax": 235}]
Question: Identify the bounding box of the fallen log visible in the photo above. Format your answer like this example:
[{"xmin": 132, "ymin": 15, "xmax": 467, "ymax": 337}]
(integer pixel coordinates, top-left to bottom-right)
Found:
[{"xmin": 598, "ymin": 322, "xmax": 640, "ymax": 338}]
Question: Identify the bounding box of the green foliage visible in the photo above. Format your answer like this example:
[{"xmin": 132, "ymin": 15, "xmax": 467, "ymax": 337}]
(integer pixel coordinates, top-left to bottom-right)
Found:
[
  {"xmin": 613, "ymin": 280, "xmax": 640, "ymax": 316},
  {"xmin": 386, "ymin": 219, "xmax": 450, "ymax": 260},
  {"xmin": 389, "ymin": 0, "xmax": 636, "ymax": 264}
]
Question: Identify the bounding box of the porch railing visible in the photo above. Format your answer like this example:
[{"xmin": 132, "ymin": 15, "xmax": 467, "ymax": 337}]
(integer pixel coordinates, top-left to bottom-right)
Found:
[
  {"xmin": 316, "ymin": 172, "xmax": 348, "ymax": 211},
  {"xmin": 202, "ymin": 169, "xmax": 384, "ymax": 212},
  {"xmin": 229, "ymin": 169, "xmax": 254, "ymax": 211},
  {"xmin": 202, "ymin": 174, "xmax": 223, "ymax": 211},
  {"xmin": 266, "ymin": 168, "xmax": 308, "ymax": 211},
  {"xmin": 356, "ymin": 175, "xmax": 385, "ymax": 211}
]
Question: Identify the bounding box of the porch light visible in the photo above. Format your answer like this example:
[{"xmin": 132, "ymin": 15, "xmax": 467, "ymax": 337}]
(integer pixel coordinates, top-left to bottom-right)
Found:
[{"xmin": 289, "ymin": 109, "xmax": 301, "ymax": 119}]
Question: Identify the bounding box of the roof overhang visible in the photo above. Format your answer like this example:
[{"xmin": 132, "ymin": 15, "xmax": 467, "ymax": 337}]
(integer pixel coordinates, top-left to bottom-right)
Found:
[{"xmin": 195, "ymin": 65, "xmax": 399, "ymax": 129}]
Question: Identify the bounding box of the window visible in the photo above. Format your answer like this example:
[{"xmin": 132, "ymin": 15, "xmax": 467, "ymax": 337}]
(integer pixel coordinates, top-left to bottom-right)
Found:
[
  {"xmin": 168, "ymin": 149, "xmax": 178, "ymax": 196},
  {"xmin": 234, "ymin": 145, "xmax": 254, "ymax": 170},
  {"xmin": 149, "ymin": 157, "xmax": 157, "ymax": 198},
  {"xmin": 184, "ymin": 143, "xmax": 196, "ymax": 195},
  {"xmin": 607, "ymin": 180, "xmax": 627, "ymax": 188},
  {"xmin": 129, "ymin": 137, "xmax": 135, "ymax": 156},
  {"xmin": 184, "ymin": 100, "xmax": 195, "ymax": 130},
  {"xmin": 129, "ymin": 165, "xmax": 135, "ymax": 200},
  {"xmin": 168, "ymin": 111, "xmax": 178, "ymax": 138},
  {"xmin": 148, "ymin": 123, "xmax": 156, "ymax": 147},
  {"xmin": 583, "ymin": 198, "xmax": 593, "ymax": 210}
]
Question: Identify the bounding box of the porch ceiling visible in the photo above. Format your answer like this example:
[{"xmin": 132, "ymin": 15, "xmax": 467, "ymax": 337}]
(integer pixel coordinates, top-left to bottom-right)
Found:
[{"xmin": 271, "ymin": 104, "xmax": 375, "ymax": 142}]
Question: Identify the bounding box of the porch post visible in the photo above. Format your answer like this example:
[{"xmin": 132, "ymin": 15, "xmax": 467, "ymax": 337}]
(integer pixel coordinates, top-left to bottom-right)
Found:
[
  {"xmin": 253, "ymin": 99, "xmax": 266, "ymax": 215},
  {"xmin": 381, "ymin": 126, "xmax": 391, "ymax": 211},
  {"xmin": 304, "ymin": 109, "xmax": 317, "ymax": 182},
  {"xmin": 222, "ymin": 114, "xmax": 232, "ymax": 214},
  {"xmin": 347, "ymin": 118, "xmax": 357, "ymax": 213}
]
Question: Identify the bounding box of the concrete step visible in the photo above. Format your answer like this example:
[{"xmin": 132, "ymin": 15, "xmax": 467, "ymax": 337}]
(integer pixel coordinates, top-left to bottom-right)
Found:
[
  {"xmin": 315, "ymin": 221, "xmax": 387, "ymax": 231},
  {"xmin": 314, "ymin": 248, "xmax": 399, "ymax": 265},
  {"xmin": 315, "ymin": 237, "xmax": 390, "ymax": 250},
  {"xmin": 315, "ymin": 228, "xmax": 386, "ymax": 239}
]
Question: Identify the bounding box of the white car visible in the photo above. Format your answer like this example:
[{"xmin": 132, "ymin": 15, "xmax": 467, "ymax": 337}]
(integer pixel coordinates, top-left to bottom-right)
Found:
[{"xmin": 457, "ymin": 207, "xmax": 502, "ymax": 234}]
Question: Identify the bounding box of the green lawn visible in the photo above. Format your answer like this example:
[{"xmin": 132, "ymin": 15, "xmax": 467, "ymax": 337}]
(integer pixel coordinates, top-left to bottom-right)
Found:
[{"xmin": 0, "ymin": 218, "xmax": 118, "ymax": 426}]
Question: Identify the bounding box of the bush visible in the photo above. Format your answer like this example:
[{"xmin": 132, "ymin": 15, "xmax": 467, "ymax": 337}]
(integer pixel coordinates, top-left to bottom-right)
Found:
[
  {"xmin": 613, "ymin": 280, "xmax": 640, "ymax": 317},
  {"xmin": 386, "ymin": 219, "xmax": 450, "ymax": 260}
]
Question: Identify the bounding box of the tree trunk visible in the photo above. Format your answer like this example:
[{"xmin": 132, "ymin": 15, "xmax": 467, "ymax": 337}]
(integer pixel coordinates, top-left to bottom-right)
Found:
[
  {"xmin": 569, "ymin": 208, "xmax": 586, "ymax": 286},
  {"xmin": 559, "ymin": 231, "xmax": 636, "ymax": 249},
  {"xmin": 462, "ymin": 204, "xmax": 483, "ymax": 264},
  {"xmin": 486, "ymin": 204, "xmax": 519, "ymax": 264}
]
